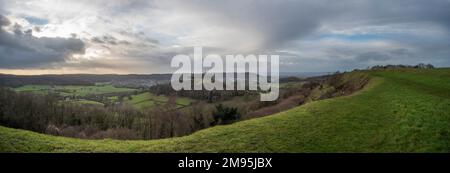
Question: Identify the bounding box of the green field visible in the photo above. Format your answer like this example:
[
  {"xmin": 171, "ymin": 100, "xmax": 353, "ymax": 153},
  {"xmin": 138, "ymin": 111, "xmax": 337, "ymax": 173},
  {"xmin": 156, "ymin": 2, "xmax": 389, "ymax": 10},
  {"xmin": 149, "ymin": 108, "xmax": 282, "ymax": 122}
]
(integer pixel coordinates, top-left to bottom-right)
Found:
[
  {"xmin": 1, "ymin": 69, "xmax": 449, "ymax": 152},
  {"xmin": 14, "ymin": 84, "xmax": 135, "ymax": 97},
  {"xmin": 125, "ymin": 92, "xmax": 194, "ymax": 109}
]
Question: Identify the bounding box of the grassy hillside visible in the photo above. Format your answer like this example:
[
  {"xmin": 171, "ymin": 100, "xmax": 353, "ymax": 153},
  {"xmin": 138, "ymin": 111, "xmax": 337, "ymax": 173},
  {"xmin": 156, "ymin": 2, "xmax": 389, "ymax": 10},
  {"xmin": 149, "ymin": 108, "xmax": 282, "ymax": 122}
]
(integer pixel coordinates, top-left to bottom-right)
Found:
[{"xmin": 1, "ymin": 69, "xmax": 449, "ymax": 152}]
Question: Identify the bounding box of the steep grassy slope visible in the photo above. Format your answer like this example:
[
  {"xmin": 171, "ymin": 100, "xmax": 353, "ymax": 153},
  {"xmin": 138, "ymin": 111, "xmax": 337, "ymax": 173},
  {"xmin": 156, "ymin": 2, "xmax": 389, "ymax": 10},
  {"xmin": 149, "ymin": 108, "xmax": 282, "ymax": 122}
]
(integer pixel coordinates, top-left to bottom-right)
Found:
[{"xmin": 1, "ymin": 69, "xmax": 449, "ymax": 152}]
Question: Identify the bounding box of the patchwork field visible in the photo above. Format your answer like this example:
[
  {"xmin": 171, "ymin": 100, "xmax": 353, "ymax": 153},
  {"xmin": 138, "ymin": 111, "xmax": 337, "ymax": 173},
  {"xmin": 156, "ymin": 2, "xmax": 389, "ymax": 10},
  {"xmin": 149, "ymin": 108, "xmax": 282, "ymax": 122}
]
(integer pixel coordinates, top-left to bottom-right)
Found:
[
  {"xmin": 1, "ymin": 68, "xmax": 449, "ymax": 152},
  {"xmin": 13, "ymin": 83, "xmax": 194, "ymax": 110}
]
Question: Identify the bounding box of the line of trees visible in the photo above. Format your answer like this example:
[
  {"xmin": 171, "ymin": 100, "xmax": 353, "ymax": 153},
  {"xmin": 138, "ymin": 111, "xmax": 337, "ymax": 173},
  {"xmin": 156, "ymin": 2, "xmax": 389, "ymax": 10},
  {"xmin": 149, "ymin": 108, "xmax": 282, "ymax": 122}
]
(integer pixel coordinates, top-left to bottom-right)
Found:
[
  {"xmin": 370, "ymin": 63, "xmax": 434, "ymax": 70},
  {"xmin": 0, "ymin": 87, "xmax": 225, "ymax": 140},
  {"xmin": 150, "ymin": 83, "xmax": 256, "ymax": 103}
]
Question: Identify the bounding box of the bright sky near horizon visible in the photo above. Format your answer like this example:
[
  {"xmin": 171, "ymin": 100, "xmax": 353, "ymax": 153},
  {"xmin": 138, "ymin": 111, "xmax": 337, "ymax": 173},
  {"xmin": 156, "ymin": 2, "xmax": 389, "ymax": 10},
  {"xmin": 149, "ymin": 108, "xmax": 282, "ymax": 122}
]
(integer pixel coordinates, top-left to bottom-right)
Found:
[{"xmin": 0, "ymin": 0, "xmax": 449, "ymax": 75}]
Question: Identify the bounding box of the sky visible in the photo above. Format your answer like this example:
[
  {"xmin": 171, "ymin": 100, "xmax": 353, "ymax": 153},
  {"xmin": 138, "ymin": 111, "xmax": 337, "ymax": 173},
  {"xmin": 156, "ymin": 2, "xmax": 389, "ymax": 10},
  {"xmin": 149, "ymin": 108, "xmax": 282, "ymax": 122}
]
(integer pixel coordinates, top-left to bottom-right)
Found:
[{"xmin": 0, "ymin": 0, "xmax": 449, "ymax": 75}]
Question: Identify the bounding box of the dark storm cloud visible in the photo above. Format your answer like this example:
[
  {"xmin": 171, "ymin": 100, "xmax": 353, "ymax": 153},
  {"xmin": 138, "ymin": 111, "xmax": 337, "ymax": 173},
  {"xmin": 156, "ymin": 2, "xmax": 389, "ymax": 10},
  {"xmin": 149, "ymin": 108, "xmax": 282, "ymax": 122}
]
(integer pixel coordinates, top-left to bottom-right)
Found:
[{"xmin": 0, "ymin": 15, "xmax": 85, "ymax": 68}]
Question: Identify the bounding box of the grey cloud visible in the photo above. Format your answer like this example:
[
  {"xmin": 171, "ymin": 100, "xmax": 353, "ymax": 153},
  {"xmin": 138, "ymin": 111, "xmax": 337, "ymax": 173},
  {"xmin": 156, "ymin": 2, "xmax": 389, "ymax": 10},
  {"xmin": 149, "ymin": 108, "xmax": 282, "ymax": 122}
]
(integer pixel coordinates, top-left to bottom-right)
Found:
[
  {"xmin": 169, "ymin": 0, "xmax": 338, "ymax": 50},
  {"xmin": 351, "ymin": 48, "xmax": 437, "ymax": 68},
  {"xmin": 168, "ymin": 0, "xmax": 450, "ymax": 53},
  {"xmin": 91, "ymin": 35, "xmax": 131, "ymax": 45},
  {"xmin": 1, "ymin": 0, "xmax": 450, "ymax": 73},
  {"xmin": 362, "ymin": 0, "xmax": 450, "ymax": 29},
  {"xmin": 91, "ymin": 35, "xmax": 118, "ymax": 45},
  {"xmin": 65, "ymin": 59, "xmax": 119, "ymax": 70},
  {"xmin": 118, "ymin": 30, "xmax": 159, "ymax": 45},
  {"xmin": 0, "ymin": 15, "xmax": 86, "ymax": 69},
  {"xmin": 33, "ymin": 26, "xmax": 41, "ymax": 32},
  {"xmin": 355, "ymin": 52, "xmax": 392, "ymax": 62},
  {"xmin": 0, "ymin": 15, "xmax": 10, "ymax": 26}
]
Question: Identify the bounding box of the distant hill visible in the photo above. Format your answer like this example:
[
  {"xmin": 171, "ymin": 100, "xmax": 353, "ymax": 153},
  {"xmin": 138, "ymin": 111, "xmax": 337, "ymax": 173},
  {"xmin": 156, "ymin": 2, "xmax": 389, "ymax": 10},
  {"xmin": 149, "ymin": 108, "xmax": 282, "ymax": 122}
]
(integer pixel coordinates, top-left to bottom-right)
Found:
[
  {"xmin": 0, "ymin": 72, "xmax": 319, "ymax": 88},
  {"xmin": 0, "ymin": 74, "xmax": 172, "ymax": 87},
  {"xmin": 279, "ymin": 72, "xmax": 332, "ymax": 78},
  {"xmin": 1, "ymin": 68, "xmax": 449, "ymax": 152}
]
